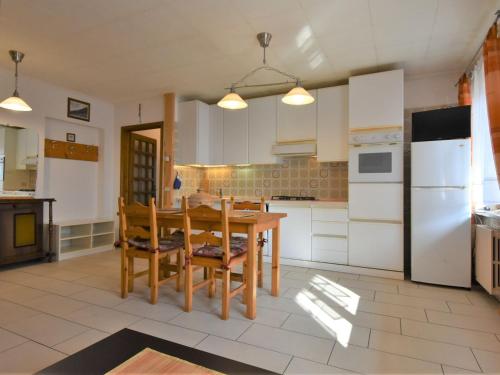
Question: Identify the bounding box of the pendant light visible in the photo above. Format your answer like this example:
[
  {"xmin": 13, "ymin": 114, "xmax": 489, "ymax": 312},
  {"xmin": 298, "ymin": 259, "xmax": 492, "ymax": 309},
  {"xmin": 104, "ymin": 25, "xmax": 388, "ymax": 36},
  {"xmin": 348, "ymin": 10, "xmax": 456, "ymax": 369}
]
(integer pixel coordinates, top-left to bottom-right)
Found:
[
  {"xmin": 0, "ymin": 50, "xmax": 32, "ymax": 112},
  {"xmin": 282, "ymin": 82, "xmax": 315, "ymax": 105},
  {"xmin": 218, "ymin": 32, "xmax": 314, "ymax": 110},
  {"xmin": 217, "ymin": 88, "xmax": 248, "ymax": 110}
]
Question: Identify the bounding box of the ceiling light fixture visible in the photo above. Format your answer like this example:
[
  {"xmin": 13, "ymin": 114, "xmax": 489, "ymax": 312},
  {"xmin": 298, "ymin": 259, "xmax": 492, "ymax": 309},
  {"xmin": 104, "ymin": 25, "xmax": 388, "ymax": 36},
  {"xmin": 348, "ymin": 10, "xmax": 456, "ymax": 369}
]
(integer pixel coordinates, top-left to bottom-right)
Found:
[
  {"xmin": 217, "ymin": 32, "xmax": 314, "ymax": 110},
  {"xmin": 0, "ymin": 50, "xmax": 32, "ymax": 112}
]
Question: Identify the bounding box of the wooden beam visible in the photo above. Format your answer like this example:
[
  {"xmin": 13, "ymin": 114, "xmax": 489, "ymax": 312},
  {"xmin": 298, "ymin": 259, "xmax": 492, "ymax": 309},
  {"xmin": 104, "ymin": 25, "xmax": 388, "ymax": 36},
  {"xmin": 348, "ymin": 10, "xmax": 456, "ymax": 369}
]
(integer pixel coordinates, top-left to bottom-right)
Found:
[{"xmin": 163, "ymin": 93, "xmax": 175, "ymax": 208}]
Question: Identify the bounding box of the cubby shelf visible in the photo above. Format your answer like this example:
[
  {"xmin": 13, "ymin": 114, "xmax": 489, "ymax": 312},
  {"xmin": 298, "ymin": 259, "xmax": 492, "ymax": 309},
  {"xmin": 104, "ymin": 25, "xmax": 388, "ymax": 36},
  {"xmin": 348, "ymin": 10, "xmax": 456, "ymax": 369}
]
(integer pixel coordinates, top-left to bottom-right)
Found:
[{"xmin": 54, "ymin": 218, "xmax": 115, "ymax": 260}]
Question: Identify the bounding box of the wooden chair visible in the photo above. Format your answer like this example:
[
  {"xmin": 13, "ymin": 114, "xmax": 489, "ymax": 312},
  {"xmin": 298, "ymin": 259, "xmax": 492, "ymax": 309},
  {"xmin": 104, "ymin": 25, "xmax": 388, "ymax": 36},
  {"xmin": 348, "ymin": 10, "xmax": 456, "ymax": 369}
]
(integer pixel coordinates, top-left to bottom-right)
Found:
[
  {"xmin": 182, "ymin": 197, "xmax": 247, "ymax": 320},
  {"xmin": 230, "ymin": 196, "xmax": 266, "ymax": 288},
  {"xmin": 118, "ymin": 197, "xmax": 183, "ymax": 304}
]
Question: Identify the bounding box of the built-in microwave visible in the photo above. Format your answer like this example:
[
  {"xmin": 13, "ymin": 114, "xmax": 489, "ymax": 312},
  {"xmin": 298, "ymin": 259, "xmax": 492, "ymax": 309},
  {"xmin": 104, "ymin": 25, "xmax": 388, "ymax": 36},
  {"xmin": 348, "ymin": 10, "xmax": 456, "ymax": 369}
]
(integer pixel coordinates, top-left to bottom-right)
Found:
[{"xmin": 348, "ymin": 131, "xmax": 403, "ymax": 183}]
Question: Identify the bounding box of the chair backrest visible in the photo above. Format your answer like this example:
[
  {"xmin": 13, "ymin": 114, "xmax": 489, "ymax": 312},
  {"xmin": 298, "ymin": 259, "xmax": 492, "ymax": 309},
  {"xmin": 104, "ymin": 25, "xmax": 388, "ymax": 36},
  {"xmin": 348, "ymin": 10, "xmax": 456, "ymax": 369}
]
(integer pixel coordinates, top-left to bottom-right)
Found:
[
  {"xmin": 118, "ymin": 197, "xmax": 158, "ymax": 249},
  {"xmin": 182, "ymin": 197, "xmax": 231, "ymax": 264},
  {"xmin": 230, "ymin": 196, "xmax": 265, "ymax": 212}
]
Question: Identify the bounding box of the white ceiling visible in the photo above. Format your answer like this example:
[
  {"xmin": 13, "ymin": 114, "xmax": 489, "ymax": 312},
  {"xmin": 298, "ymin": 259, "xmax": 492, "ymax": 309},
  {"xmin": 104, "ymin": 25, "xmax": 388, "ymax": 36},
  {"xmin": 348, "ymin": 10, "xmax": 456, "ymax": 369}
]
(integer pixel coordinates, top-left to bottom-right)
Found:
[{"xmin": 0, "ymin": 0, "xmax": 498, "ymax": 103}]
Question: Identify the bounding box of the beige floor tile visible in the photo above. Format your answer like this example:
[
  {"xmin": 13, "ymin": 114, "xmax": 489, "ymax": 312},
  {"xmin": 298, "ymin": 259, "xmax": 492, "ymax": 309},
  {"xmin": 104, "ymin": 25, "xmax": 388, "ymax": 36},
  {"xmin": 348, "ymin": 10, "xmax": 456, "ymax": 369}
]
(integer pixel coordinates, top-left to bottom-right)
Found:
[
  {"xmin": 113, "ymin": 299, "xmax": 182, "ymax": 322},
  {"xmin": 0, "ymin": 327, "xmax": 28, "ymax": 352},
  {"xmin": 281, "ymin": 314, "xmax": 370, "ymax": 347},
  {"xmin": 256, "ymin": 294, "xmax": 311, "ymax": 316},
  {"xmin": 348, "ymin": 311, "xmax": 401, "ymax": 333},
  {"xmin": 155, "ymin": 288, "xmax": 219, "ymax": 313},
  {"xmin": 63, "ymin": 305, "xmax": 141, "ymax": 333},
  {"xmin": 369, "ymin": 330, "xmax": 481, "ymax": 371},
  {"xmin": 375, "ymin": 291, "xmax": 451, "ymax": 312},
  {"xmin": 402, "ymin": 319, "xmax": 500, "ymax": 353},
  {"xmin": 442, "ymin": 365, "xmax": 480, "ymax": 374},
  {"xmin": 238, "ymin": 323, "xmax": 334, "ymax": 363},
  {"xmin": 21, "ymin": 293, "xmax": 89, "ymax": 317},
  {"xmin": 264, "ymin": 275, "xmax": 313, "ymax": 289},
  {"xmin": 0, "ymin": 341, "xmax": 66, "ymax": 374},
  {"xmin": 74, "ymin": 274, "xmax": 120, "ymax": 292},
  {"xmin": 398, "ymin": 285, "xmax": 471, "ymax": 304},
  {"xmin": 427, "ymin": 310, "xmax": 500, "ymax": 334},
  {"xmin": 471, "ymin": 348, "xmax": 500, "ymax": 373},
  {"xmin": 0, "ymin": 284, "xmax": 48, "ymax": 303},
  {"xmin": 70, "ymin": 288, "xmax": 125, "ymax": 308},
  {"xmin": 4, "ymin": 313, "xmax": 88, "ymax": 347},
  {"xmin": 329, "ymin": 344, "xmax": 443, "ymax": 374},
  {"xmin": 42, "ymin": 269, "xmax": 89, "ymax": 282},
  {"xmin": 358, "ymin": 299, "xmax": 428, "ymax": 321},
  {"xmin": 358, "ymin": 275, "xmax": 418, "ymax": 288},
  {"xmin": 309, "ymin": 277, "xmax": 375, "ymax": 300},
  {"xmin": 197, "ymin": 335, "xmax": 292, "ymax": 373},
  {"xmin": 448, "ymin": 301, "xmax": 500, "ymax": 319},
  {"xmin": 285, "ymin": 357, "xmax": 357, "ymax": 374},
  {"xmin": 169, "ymin": 310, "xmax": 252, "ymax": 340},
  {"xmin": 307, "ymin": 268, "xmax": 360, "ymax": 280},
  {"xmin": 129, "ymin": 319, "xmax": 207, "ymax": 347},
  {"xmin": 338, "ymin": 278, "xmax": 399, "ymax": 294},
  {"xmin": 282, "ymin": 287, "xmax": 310, "ymax": 299},
  {"xmin": 214, "ymin": 302, "xmax": 290, "ymax": 327},
  {"xmin": 52, "ymin": 329, "xmax": 109, "ymax": 355},
  {"xmin": 0, "ymin": 299, "xmax": 40, "ymax": 325},
  {"xmin": 466, "ymin": 291, "xmax": 500, "ymax": 309}
]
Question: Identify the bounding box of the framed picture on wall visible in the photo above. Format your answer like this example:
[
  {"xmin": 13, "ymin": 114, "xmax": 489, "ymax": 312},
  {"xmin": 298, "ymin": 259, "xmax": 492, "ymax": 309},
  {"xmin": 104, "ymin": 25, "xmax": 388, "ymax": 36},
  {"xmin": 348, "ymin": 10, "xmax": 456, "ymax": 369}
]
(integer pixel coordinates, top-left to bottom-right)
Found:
[
  {"xmin": 67, "ymin": 97, "xmax": 90, "ymax": 122},
  {"xmin": 66, "ymin": 133, "xmax": 76, "ymax": 142}
]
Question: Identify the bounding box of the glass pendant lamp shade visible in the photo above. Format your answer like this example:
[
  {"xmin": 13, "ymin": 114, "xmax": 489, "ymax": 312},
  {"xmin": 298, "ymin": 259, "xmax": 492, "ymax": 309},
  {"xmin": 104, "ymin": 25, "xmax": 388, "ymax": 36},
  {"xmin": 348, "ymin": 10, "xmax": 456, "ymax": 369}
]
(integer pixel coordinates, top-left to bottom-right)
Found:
[
  {"xmin": 282, "ymin": 85, "xmax": 315, "ymax": 106},
  {"xmin": 217, "ymin": 91, "xmax": 248, "ymax": 110},
  {"xmin": 0, "ymin": 92, "xmax": 32, "ymax": 111}
]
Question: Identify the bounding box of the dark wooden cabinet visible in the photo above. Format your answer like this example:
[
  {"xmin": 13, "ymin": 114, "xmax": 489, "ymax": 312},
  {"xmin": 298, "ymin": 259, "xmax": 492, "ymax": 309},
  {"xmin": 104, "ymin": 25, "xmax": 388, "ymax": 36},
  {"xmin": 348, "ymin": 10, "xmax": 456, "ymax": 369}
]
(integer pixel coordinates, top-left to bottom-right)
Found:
[{"xmin": 0, "ymin": 198, "xmax": 55, "ymax": 265}]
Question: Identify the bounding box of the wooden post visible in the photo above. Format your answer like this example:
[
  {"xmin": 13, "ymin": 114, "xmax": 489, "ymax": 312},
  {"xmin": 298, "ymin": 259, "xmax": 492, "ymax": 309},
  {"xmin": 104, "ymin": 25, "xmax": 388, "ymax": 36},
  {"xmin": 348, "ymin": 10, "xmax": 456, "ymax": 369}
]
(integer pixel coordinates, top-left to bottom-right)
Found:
[{"xmin": 163, "ymin": 93, "xmax": 175, "ymax": 208}]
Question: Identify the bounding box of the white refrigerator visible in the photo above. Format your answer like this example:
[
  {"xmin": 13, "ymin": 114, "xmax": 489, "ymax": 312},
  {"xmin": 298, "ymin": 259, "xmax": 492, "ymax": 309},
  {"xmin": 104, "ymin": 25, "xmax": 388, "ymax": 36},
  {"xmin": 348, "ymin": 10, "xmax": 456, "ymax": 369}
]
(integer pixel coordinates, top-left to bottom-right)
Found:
[{"xmin": 411, "ymin": 139, "xmax": 471, "ymax": 287}]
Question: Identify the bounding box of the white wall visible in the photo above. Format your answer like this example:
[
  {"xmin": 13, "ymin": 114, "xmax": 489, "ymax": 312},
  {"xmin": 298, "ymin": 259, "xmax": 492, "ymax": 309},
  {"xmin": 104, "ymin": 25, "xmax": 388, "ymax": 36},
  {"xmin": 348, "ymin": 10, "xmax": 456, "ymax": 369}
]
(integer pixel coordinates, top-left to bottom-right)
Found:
[
  {"xmin": 405, "ymin": 71, "xmax": 459, "ymax": 109},
  {"xmin": 0, "ymin": 66, "xmax": 115, "ymax": 222}
]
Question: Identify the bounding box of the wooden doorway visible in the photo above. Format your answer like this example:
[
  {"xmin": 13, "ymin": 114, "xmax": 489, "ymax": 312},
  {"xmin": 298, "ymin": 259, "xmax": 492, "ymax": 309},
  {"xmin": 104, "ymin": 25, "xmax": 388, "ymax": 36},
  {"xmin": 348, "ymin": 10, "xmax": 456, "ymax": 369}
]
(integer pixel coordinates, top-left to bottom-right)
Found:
[{"xmin": 120, "ymin": 122, "xmax": 163, "ymax": 206}]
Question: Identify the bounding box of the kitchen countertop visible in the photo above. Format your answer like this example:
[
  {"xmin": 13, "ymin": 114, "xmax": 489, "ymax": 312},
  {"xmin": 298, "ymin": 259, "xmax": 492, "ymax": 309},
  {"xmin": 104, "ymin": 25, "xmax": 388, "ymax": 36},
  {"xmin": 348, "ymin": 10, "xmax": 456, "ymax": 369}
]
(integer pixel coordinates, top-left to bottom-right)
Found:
[{"xmin": 174, "ymin": 196, "xmax": 348, "ymax": 209}]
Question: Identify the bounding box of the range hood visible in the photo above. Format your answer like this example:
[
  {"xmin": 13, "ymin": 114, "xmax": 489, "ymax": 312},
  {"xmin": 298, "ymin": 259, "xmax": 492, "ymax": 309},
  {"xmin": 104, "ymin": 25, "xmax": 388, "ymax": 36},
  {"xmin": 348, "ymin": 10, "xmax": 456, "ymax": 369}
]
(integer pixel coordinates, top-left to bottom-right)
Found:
[{"xmin": 272, "ymin": 141, "xmax": 317, "ymax": 157}]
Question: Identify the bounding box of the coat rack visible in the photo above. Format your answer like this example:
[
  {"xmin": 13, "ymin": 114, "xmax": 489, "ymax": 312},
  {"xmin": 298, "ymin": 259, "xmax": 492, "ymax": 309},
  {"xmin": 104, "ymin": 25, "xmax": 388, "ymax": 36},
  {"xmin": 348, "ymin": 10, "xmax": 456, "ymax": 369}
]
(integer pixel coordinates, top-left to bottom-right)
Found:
[{"xmin": 44, "ymin": 139, "xmax": 98, "ymax": 162}]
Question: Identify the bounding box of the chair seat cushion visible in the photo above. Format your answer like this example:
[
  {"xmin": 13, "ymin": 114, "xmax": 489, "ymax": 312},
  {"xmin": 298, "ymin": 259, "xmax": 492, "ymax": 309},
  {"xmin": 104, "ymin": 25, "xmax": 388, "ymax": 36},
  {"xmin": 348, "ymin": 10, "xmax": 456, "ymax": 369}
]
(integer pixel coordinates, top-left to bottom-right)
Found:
[
  {"xmin": 193, "ymin": 243, "xmax": 247, "ymax": 259},
  {"xmin": 231, "ymin": 236, "xmax": 267, "ymax": 247},
  {"xmin": 128, "ymin": 237, "xmax": 183, "ymax": 252}
]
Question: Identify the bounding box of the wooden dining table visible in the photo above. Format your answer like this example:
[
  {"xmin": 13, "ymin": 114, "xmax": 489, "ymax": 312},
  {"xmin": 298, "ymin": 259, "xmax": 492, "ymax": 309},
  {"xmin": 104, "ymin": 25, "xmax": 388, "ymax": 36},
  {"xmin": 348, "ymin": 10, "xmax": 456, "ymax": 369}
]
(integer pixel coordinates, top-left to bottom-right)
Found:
[{"xmin": 156, "ymin": 208, "xmax": 287, "ymax": 320}]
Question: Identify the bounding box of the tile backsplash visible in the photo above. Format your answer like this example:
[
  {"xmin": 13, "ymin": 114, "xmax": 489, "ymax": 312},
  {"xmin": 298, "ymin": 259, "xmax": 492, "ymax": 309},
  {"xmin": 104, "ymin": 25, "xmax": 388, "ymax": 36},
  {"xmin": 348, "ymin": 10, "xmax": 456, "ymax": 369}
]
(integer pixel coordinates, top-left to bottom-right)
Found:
[{"xmin": 175, "ymin": 157, "xmax": 348, "ymax": 200}]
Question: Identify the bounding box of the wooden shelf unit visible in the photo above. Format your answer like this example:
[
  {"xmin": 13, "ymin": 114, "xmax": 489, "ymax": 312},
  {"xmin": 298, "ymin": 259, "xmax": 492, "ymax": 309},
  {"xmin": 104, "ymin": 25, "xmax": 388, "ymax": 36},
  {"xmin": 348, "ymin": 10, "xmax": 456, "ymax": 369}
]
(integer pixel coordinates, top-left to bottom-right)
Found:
[{"xmin": 54, "ymin": 218, "xmax": 115, "ymax": 260}]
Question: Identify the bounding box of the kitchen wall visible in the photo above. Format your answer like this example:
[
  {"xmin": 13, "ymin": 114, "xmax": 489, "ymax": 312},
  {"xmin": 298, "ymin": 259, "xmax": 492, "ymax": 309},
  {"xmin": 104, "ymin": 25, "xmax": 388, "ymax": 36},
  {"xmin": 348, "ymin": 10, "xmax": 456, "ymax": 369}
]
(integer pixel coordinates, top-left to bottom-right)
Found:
[{"xmin": 0, "ymin": 66, "xmax": 115, "ymax": 221}]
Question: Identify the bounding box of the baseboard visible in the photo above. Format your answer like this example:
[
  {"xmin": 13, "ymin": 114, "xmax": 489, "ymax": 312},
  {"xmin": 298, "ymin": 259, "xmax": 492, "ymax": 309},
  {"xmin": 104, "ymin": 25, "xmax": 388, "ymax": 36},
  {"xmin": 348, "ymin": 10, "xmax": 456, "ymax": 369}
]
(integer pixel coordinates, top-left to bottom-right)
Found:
[{"xmin": 263, "ymin": 256, "xmax": 404, "ymax": 280}]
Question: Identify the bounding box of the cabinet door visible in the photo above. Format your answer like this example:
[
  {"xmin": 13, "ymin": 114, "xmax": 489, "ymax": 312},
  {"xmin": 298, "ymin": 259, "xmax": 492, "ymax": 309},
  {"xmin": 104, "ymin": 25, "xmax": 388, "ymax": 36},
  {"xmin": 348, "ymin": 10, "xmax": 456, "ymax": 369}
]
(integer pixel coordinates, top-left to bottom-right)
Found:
[
  {"xmin": 349, "ymin": 70, "xmax": 403, "ymax": 130},
  {"xmin": 277, "ymin": 90, "xmax": 317, "ymax": 142},
  {"xmin": 248, "ymin": 96, "xmax": 277, "ymax": 164},
  {"xmin": 223, "ymin": 108, "xmax": 248, "ymax": 165},
  {"xmin": 269, "ymin": 204, "xmax": 311, "ymax": 260},
  {"xmin": 317, "ymin": 86, "xmax": 348, "ymax": 161},
  {"xmin": 209, "ymin": 105, "xmax": 224, "ymax": 165},
  {"xmin": 176, "ymin": 101, "xmax": 197, "ymax": 165}
]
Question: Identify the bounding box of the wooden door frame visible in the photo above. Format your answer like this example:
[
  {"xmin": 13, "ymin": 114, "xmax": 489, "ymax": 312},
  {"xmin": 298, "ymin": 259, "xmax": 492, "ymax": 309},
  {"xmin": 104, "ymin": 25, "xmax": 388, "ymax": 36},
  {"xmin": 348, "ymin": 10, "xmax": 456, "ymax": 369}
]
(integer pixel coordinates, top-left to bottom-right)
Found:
[{"xmin": 120, "ymin": 122, "xmax": 163, "ymax": 206}]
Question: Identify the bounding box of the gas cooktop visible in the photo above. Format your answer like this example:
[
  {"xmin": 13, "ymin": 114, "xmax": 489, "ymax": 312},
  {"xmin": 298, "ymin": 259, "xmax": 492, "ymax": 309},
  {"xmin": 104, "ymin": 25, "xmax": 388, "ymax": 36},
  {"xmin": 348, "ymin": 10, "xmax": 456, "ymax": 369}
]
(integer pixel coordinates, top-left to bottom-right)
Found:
[{"xmin": 271, "ymin": 196, "xmax": 316, "ymax": 201}]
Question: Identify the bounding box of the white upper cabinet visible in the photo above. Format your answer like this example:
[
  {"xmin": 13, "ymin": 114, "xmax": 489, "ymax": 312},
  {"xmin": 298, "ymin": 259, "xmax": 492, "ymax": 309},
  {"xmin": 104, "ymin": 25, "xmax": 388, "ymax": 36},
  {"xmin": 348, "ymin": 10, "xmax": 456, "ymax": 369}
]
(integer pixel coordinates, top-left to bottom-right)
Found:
[
  {"xmin": 348, "ymin": 69, "xmax": 404, "ymax": 130},
  {"xmin": 248, "ymin": 96, "xmax": 278, "ymax": 164},
  {"xmin": 223, "ymin": 108, "xmax": 248, "ymax": 165},
  {"xmin": 317, "ymin": 85, "xmax": 348, "ymax": 162},
  {"xmin": 209, "ymin": 105, "xmax": 224, "ymax": 165},
  {"xmin": 276, "ymin": 89, "xmax": 317, "ymax": 142},
  {"xmin": 176, "ymin": 100, "xmax": 210, "ymax": 165},
  {"xmin": 16, "ymin": 128, "xmax": 38, "ymax": 170}
]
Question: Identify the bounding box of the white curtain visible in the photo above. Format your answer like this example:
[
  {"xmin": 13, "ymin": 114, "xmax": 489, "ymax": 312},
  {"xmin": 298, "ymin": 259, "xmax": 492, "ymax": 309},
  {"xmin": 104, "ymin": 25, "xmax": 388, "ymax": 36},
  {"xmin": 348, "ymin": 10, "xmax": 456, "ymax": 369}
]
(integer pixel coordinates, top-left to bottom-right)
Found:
[{"xmin": 471, "ymin": 56, "xmax": 500, "ymax": 208}]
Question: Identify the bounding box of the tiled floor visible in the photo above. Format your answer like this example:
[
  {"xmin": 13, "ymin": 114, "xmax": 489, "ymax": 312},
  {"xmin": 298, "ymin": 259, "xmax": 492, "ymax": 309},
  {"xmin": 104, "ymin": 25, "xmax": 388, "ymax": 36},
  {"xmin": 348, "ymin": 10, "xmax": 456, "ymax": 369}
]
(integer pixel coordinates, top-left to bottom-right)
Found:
[{"xmin": 1, "ymin": 250, "xmax": 500, "ymax": 374}]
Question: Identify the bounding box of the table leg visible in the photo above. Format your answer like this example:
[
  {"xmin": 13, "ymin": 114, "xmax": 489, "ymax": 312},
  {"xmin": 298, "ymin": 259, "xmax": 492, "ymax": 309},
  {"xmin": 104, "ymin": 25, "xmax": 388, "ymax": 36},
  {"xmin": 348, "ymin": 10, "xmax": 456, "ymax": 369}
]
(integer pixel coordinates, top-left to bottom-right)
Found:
[
  {"xmin": 47, "ymin": 201, "xmax": 54, "ymax": 262},
  {"xmin": 271, "ymin": 223, "xmax": 280, "ymax": 297},
  {"xmin": 246, "ymin": 224, "xmax": 257, "ymax": 320}
]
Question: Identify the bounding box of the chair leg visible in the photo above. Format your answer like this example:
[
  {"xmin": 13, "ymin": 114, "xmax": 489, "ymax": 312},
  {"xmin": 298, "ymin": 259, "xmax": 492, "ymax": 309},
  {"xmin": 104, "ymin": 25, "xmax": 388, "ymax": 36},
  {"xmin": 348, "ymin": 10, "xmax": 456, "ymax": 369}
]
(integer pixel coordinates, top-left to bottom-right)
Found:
[
  {"xmin": 148, "ymin": 257, "xmax": 152, "ymax": 287},
  {"xmin": 221, "ymin": 269, "xmax": 231, "ymax": 320},
  {"xmin": 127, "ymin": 256, "xmax": 134, "ymax": 292},
  {"xmin": 150, "ymin": 251, "xmax": 159, "ymax": 304},
  {"xmin": 121, "ymin": 248, "xmax": 128, "ymax": 299},
  {"xmin": 258, "ymin": 234, "xmax": 264, "ymax": 288},
  {"xmin": 185, "ymin": 262, "xmax": 193, "ymax": 312},
  {"xmin": 208, "ymin": 267, "xmax": 216, "ymax": 298},
  {"xmin": 175, "ymin": 250, "xmax": 183, "ymax": 292}
]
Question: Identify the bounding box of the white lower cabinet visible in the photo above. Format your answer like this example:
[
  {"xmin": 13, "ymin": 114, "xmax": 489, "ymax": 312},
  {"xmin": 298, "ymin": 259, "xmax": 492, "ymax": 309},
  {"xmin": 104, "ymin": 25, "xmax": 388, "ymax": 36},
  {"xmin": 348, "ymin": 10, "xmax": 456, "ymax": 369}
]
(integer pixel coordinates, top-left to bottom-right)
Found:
[
  {"xmin": 348, "ymin": 221, "xmax": 403, "ymax": 271},
  {"xmin": 269, "ymin": 204, "xmax": 311, "ymax": 261},
  {"xmin": 312, "ymin": 236, "xmax": 348, "ymax": 264},
  {"xmin": 311, "ymin": 207, "xmax": 348, "ymax": 265}
]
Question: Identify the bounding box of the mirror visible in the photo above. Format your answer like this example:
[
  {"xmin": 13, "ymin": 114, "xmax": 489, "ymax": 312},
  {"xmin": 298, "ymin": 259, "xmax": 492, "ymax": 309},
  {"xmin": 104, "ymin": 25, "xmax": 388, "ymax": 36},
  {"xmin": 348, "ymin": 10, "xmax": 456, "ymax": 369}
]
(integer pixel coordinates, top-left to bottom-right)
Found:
[{"xmin": 0, "ymin": 124, "xmax": 38, "ymax": 194}]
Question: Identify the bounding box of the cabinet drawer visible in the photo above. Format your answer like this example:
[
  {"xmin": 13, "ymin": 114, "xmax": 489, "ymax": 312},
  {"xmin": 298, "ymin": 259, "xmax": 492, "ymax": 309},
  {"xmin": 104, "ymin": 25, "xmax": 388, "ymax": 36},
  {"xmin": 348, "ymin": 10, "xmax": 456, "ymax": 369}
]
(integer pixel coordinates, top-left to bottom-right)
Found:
[
  {"xmin": 312, "ymin": 249, "xmax": 348, "ymax": 264},
  {"xmin": 311, "ymin": 208, "xmax": 348, "ymax": 222},
  {"xmin": 312, "ymin": 221, "xmax": 347, "ymax": 236},
  {"xmin": 312, "ymin": 235, "xmax": 347, "ymax": 252}
]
